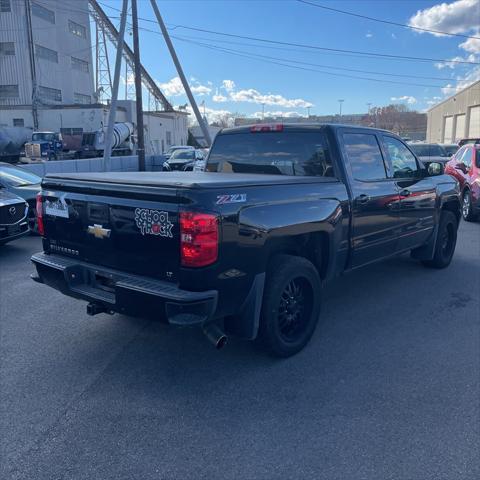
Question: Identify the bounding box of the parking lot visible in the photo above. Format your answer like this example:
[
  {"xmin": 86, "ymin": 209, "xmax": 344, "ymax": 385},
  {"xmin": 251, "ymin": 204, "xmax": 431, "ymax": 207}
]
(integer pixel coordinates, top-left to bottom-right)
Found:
[{"xmin": 0, "ymin": 222, "xmax": 479, "ymax": 480}]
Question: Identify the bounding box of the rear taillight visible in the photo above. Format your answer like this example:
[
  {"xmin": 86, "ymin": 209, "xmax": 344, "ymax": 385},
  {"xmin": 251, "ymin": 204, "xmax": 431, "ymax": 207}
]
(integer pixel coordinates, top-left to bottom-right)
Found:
[
  {"xmin": 180, "ymin": 212, "xmax": 218, "ymax": 267},
  {"xmin": 36, "ymin": 192, "xmax": 45, "ymax": 236}
]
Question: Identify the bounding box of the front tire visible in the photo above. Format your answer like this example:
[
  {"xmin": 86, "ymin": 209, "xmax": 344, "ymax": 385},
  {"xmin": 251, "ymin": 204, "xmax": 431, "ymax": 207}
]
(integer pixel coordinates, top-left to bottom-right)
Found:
[
  {"xmin": 462, "ymin": 190, "xmax": 476, "ymax": 222},
  {"xmin": 422, "ymin": 210, "xmax": 458, "ymax": 269},
  {"xmin": 258, "ymin": 255, "xmax": 321, "ymax": 357}
]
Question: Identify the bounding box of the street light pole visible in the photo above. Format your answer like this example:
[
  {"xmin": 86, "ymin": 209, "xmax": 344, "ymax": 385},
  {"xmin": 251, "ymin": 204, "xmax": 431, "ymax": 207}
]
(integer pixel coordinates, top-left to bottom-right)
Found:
[{"xmin": 338, "ymin": 99, "xmax": 344, "ymax": 119}]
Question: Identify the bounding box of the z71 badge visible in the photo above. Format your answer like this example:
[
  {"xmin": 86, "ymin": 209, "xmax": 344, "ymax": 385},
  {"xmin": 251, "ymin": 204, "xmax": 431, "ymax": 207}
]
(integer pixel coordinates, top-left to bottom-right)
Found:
[
  {"xmin": 216, "ymin": 193, "xmax": 247, "ymax": 205},
  {"xmin": 134, "ymin": 208, "xmax": 173, "ymax": 237}
]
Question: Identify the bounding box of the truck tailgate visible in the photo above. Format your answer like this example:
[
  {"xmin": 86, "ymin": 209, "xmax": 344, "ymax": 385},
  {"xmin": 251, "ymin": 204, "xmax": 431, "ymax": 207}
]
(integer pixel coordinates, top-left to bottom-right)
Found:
[{"xmin": 41, "ymin": 184, "xmax": 180, "ymax": 282}]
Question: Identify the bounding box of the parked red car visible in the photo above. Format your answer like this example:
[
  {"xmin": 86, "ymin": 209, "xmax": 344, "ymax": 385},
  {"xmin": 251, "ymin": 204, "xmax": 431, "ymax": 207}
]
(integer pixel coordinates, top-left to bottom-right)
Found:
[{"xmin": 445, "ymin": 144, "xmax": 480, "ymax": 221}]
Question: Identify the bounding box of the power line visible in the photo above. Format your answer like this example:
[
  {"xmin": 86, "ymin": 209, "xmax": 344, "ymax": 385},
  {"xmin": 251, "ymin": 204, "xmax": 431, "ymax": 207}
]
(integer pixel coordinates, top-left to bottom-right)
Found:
[
  {"xmin": 164, "ymin": 33, "xmax": 462, "ymax": 82},
  {"xmin": 171, "ymin": 35, "xmax": 451, "ymax": 88},
  {"xmin": 97, "ymin": 0, "xmax": 480, "ymax": 65},
  {"xmin": 297, "ymin": 0, "xmax": 480, "ymax": 40}
]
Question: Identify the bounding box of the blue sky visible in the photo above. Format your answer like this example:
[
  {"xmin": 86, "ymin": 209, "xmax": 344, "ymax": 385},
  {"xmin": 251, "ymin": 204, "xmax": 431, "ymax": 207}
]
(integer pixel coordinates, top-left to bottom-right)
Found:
[{"xmin": 99, "ymin": 0, "xmax": 480, "ymax": 121}]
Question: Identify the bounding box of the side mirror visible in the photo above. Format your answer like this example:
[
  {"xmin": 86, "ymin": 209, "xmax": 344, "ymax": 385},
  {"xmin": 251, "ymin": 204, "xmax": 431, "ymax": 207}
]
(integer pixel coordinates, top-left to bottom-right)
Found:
[
  {"xmin": 428, "ymin": 162, "xmax": 443, "ymax": 176},
  {"xmin": 455, "ymin": 162, "xmax": 467, "ymax": 173}
]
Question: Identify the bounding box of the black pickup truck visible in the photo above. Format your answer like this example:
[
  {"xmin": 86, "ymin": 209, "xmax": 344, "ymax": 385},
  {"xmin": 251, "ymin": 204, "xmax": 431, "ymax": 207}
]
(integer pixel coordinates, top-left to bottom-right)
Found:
[{"xmin": 32, "ymin": 124, "xmax": 461, "ymax": 357}]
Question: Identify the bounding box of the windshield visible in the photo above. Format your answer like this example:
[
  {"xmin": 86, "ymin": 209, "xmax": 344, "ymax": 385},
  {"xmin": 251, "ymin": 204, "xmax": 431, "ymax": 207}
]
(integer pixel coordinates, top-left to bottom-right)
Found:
[
  {"xmin": 170, "ymin": 150, "xmax": 195, "ymax": 161},
  {"xmin": 443, "ymin": 145, "xmax": 459, "ymax": 156},
  {"xmin": 206, "ymin": 131, "xmax": 334, "ymax": 177},
  {"xmin": 0, "ymin": 166, "xmax": 42, "ymax": 187},
  {"xmin": 32, "ymin": 133, "xmax": 56, "ymax": 142},
  {"xmin": 409, "ymin": 144, "xmax": 446, "ymax": 157}
]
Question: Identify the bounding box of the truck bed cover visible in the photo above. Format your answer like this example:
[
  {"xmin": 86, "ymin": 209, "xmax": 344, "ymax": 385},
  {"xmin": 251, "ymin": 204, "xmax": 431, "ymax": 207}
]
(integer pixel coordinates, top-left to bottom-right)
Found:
[{"xmin": 43, "ymin": 171, "xmax": 338, "ymax": 189}]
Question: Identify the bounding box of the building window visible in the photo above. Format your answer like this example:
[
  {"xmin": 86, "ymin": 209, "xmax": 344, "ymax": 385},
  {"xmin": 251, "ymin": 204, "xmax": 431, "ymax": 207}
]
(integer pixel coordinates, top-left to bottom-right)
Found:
[
  {"xmin": 0, "ymin": 0, "xmax": 11, "ymax": 13},
  {"xmin": 0, "ymin": 42, "xmax": 14, "ymax": 55},
  {"xmin": 68, "ymin": 20, "xmax": 86, "ymax": 39},
  {"xmin": 60, "ymin": 128, "xmax": 83, "ymax": 136},
  {"xmin": 73, "ymin": 93, "xmax": 91, "ymax": 105},
  {"xmin": 0, "ymin": 84, "xmax": 19, "ymax": 98},
  {"xmin": 35, "ymin": 44, "xmax": 58, "ymax": 63},
  {"xmin": 166, "ymin": 131, "xmax": 172, "ymax": 146},
  {"xmin": 71, "ymin": 57, "xmax": 89, "ymax": 73},
  {"xmin": 31, "ymin": 2, "xmax": 55, "ymax": 24},
  {"xmin": 38, "ymin": 86, "xmax": 62, "ymax": 103},
  {"xmin": 13, "ymin": 118, "xmax": 24, "ymax": 127}
]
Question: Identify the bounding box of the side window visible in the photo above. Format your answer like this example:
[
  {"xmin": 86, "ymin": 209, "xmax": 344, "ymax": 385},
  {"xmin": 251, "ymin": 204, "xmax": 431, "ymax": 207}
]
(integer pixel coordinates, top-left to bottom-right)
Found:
[
  {"xmin": 461, "ymin": 148, "xmax": 473, "ymax": 168},
  {"xmin": 454, "ymin": 146, "xmax": 466, "ymax": 163},
  {"xmin": 383, "ymin": 136, "xmax": 419, "ymax": 178},
  {"xmin": 343, "ymin": 133, "xmax": 387, "ymax": 181}
]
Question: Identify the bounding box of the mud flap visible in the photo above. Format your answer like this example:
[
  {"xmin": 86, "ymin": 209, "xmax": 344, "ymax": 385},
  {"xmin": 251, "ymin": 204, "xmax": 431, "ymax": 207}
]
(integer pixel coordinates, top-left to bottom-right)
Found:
[{"xmin": 224, "ymin": 273, "xmax": 265, "ymax": 340}]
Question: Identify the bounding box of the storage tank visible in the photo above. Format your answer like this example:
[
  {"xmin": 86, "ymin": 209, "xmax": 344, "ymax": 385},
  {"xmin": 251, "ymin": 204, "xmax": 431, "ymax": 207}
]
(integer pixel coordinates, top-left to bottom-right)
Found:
[{"xmin": 94, "ymin": 122, "xmax": 134, "ymax": 150}]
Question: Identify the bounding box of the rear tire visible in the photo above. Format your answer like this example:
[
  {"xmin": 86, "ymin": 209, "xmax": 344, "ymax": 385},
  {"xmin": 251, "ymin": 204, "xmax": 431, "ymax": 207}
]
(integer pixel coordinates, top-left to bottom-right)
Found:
[
  {"xmin": 422, "ymin": 210, "xmax": 458, "ymax": 269},
  {"xmin": 257, "ymin": 255, "xmax": 321, "ymax": 357},
  {"xmin": 462, "ymin": 190, "xmax": 476, "ymax": 222}
]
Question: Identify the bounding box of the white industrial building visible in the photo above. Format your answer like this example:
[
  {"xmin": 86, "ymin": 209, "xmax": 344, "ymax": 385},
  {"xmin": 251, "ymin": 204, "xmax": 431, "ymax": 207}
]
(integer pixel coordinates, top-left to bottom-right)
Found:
[
  {"xmin": 0, "ymin": 0, "xmax": 188, "ymax": 156},
  {"xmin": 426, "ymin": 80, "xmax": 480, "ymax": 143},
  {"xmin": 0, "ymin": 0, "xmax": 95, "ymax": 117}
]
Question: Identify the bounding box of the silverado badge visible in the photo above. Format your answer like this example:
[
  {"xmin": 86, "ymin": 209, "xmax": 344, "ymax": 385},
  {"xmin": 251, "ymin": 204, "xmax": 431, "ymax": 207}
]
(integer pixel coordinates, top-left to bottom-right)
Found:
[{"xmin": 87, "ymin": 224, "xmax": 111, "ymax": 239}]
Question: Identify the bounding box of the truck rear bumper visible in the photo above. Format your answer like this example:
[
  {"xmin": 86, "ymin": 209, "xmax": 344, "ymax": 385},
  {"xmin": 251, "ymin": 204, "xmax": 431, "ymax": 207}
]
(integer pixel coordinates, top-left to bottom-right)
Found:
[{"xmin": 31, "ymin": 252, "xmax": 218, "ymax": 326}]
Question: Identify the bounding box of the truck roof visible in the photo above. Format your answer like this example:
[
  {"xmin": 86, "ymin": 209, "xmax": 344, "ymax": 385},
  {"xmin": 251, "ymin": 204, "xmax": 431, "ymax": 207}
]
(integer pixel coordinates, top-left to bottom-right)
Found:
[{"xmin": 220, "ymin": 123, "xmax": 391, "ymax": 135}]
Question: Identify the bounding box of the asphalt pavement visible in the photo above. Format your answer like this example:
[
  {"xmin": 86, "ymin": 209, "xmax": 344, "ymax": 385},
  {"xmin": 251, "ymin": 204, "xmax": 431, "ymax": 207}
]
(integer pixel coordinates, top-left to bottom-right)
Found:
[{"xmin": 1, "ymin": 222, "xmax": 479, "ymax": 480}]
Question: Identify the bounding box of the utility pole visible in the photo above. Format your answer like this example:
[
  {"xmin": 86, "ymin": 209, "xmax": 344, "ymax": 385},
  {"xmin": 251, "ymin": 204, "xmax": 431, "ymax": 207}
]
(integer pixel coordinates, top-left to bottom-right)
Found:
[
  {"xmin": 306, "ymin": 106, "xmax": 311, "ymax": 118},
  {"xmin": 338, "ymin": 99, "xmax": 344, "ymax": 119},
  {"xmin": 366, "ymin": 102, "xmax": 372, "ymax": 115},
  {"xmin": 149, "ymin": 0, "xmax": 212, "ymax": 146},
  {"xmin": 25, "ymin": 0, "xmax": 38, "ymax": 130},
  {"xmin": 262, "ymin": 103, "xmax": 265, "ymax": 121},
  {"xmin": 103, "ymin": 0, "xmax": 129, "ymax": 172},
  {"xmin": 131, "ymin": 0, "xmax": 145, "ymax": 171}
]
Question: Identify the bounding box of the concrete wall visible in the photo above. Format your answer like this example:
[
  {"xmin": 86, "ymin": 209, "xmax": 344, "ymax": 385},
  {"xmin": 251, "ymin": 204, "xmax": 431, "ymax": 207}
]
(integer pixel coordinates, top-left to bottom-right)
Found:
[
  {"xmin": 426, "ymin": 81, "xmax": 480, "ymax": 143},
  {"xmin": 19, "ymin": 155, "xmax": 167, "ymax": 177}
]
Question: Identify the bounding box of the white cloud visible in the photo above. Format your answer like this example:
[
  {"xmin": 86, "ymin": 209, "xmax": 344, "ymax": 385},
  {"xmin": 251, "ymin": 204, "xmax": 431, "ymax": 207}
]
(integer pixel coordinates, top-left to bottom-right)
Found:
[
  {"xmin": 435, "ymin": 53, "xmax": 477, "ymax": 68},
  {"xmin": 158, "ymin": 77, "xmax": 211, "ymax": 97},
  {"xmin": 158, "ymin": 77, "xmax": 184, "ymax": 97},
  {"xmin": 182, "ymin": 104, "xmax": 234, "ymax": 126},
  {"xmin": 229, "ymin": 88, "xmax": 313, "ymax": 108},
  {"xmin": 408, "ymin": 0, "xmax": 480, "ymax": 37},
  {"xmin": 391, "ymin": 95, "xmax": 418, "ymax": 104},
  {"xmin": 441, "ymin": 65, "xmax": 480, "ymax": 94},
  {"xmin": 365, "ymin": 32, "xmax": 374, "ymax": 38},
  {"xmin": 212, "ymin": 93, "xmax": 228, "ymax": 102},
  {"xmin": 221, "ymin": 80, "xmax": 236, "ymax": 92},
  {"xmin": 459, "ymin": 36, "xmax": 480, "ymax": 53},
  {"xmin": 252, "ymin": 111, "xmax": 304, "ymax": 119},
  {"xmin": 191, "ymin": 84, "xmax": 212, "ymax": 96}
]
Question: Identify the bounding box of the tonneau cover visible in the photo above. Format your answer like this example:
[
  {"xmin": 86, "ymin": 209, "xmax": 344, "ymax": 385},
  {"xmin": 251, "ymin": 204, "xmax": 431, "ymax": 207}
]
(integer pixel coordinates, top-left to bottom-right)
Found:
[{"xmin": 43, "ymin": 171, "xmax": 338, "ymax": 189}]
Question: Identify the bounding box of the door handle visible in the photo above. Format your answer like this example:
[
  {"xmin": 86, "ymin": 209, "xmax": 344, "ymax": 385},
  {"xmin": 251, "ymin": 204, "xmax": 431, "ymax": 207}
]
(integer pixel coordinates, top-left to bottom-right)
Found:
[
  {"xmin": 400, "ymin": 189, "xmax": 411, "ymax": 197},
  {"xmin": 355, "ymin": 194, "xmax": 370, "ymax": 205}
]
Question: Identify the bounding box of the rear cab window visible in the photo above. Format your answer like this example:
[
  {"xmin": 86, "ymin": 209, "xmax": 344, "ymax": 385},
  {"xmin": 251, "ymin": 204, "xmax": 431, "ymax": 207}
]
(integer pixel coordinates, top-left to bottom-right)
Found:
[{"xmin": 206, "ymin": 129, "xmax": 335, "ymax": 178}]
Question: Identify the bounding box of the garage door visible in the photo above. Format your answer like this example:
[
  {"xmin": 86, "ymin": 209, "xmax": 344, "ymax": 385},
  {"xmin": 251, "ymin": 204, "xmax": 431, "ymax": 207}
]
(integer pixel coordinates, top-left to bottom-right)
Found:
[
  {"xmin": 454, "ymin": 114, "xmax": 466, "ymax": 141},
  {"xmin": 443, "ymin": 116, "xmax": 453, "ymax": 142},
  {"xmin": 468, "ymin": 105, "xmax": 480, "ymax": 137}
]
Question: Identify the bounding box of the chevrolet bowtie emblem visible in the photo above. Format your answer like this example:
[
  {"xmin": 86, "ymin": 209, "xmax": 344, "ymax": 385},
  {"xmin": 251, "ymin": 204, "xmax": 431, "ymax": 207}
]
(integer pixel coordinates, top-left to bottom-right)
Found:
[{"xmin": 87, "ymin": 224, "xmax": 111, "ymax": 239}]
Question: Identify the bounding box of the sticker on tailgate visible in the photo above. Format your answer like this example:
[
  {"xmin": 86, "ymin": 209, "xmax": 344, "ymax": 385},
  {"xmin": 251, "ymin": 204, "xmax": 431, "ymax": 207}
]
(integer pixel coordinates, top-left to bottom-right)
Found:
[
  {"xmin": 45, "ymin": 197, "xmax": 69, "ymax": 218},
  {"xmin": 134, "ymin": 208, "xmax": 173, "ymax": 237}
]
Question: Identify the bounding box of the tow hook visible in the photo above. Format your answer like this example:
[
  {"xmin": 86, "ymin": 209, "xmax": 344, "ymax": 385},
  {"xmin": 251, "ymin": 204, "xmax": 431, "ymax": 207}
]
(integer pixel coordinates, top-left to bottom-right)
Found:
[
  {"xmin": 86, "ymin": 302, "xmax": 114, "ymax": 316},
  {"xmin": 203, "ymin": 323, "xmax": 228, "ymax": 350}
]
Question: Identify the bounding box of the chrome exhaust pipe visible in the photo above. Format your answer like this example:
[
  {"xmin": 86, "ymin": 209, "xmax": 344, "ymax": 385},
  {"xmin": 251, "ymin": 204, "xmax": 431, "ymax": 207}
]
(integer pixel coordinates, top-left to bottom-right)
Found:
[{"xmin": 203, "ymin": 323, "xmax": 228, "ymax": 350}]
